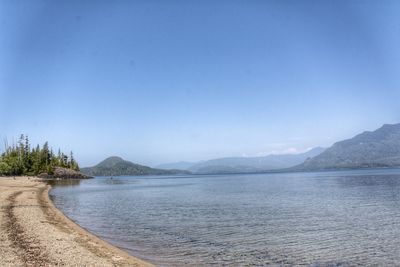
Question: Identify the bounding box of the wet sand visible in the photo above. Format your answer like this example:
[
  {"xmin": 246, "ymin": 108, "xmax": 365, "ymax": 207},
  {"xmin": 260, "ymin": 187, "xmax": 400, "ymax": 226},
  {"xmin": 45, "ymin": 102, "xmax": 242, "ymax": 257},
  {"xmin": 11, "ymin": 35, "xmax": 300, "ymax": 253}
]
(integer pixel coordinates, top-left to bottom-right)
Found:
[{"xmin": 0, "ymin": 176, "xmax": 154, "ymax": 267}]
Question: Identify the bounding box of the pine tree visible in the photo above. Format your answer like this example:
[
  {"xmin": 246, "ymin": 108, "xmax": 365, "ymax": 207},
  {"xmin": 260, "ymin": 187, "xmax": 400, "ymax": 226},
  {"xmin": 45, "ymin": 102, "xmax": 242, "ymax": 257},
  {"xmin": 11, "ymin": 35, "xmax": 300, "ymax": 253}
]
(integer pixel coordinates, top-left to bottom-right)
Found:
[{"xmin": 0, "ymin": 135, "xmax": 81, "ymax": 176}]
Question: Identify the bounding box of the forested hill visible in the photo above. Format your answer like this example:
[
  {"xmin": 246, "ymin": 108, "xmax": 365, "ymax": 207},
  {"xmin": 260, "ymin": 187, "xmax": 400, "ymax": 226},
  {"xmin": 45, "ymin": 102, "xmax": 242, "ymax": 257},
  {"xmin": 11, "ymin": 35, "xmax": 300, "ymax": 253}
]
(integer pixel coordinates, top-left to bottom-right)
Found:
[
  {"xmin": 0, "ymin": 134, "xmax": 88, "ymax": 178},
  {"xmin": 294, "ymin": 123, "xmax": 400, "ymax": 170},
  {"xmin": 81, "ymin": 156, "xmax": 190, "ymax": 176}
]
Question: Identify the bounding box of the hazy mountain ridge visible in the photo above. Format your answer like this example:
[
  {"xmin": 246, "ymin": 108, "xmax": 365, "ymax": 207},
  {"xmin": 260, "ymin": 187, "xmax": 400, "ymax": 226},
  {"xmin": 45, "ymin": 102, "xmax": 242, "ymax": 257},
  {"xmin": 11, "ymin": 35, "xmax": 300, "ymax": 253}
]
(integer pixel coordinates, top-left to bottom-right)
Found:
[
  {"xmin": 187, "ymin": 147, "xmax": 325, "ymax": 174},
  {"xmin": 155, "ymin": 161, "xmax": 199, "ymax": 170},
  {"xmin": 296, "ymin": 123, "xmax": 400, "ymax": 170},
  {"xmin": 82, "ymin": 123, "xmax": 400, "ymax": 176},
  {"xmin": 81, "ymin": 156, "xmax": 189, "ymax": 176}
]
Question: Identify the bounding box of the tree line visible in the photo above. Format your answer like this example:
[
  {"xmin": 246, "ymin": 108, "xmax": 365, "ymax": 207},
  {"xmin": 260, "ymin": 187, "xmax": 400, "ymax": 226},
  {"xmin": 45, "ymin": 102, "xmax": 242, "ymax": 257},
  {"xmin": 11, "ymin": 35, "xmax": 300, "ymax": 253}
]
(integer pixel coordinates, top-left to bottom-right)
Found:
[{"xmin": 0, "ymin": 134, "xmax": 79, "ymax": 176}]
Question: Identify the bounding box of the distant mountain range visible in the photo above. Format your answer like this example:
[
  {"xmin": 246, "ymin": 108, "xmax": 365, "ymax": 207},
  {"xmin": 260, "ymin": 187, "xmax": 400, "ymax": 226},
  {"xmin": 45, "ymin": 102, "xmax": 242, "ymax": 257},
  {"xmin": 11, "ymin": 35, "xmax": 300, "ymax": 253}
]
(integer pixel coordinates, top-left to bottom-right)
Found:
[
  {"xmin": 155, "ymin": 161, "xmax": 199, "ymax": 171},
  {"xmin": 83, "ymin": 123, "xmax": 400, "ymax": 176},
  {"xmin": 157, "ymin": 147, "xmax": 325, "ymax": 174},
  {"xmin": 81, "ymin": 156, "xmax": 190, "ymax": 176},
  {"xmin": 295, "ymin": 123, "xmax": 400, "ymax": 170}
]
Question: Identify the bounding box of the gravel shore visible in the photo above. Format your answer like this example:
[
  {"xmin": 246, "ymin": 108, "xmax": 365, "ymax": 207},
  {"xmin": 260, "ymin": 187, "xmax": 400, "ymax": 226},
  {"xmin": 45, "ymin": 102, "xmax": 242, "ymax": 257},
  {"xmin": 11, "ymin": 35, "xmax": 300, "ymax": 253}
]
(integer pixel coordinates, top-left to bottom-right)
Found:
[{"xmin": 0, "ymin": 176, "xmax": 154, "ymax": 267}]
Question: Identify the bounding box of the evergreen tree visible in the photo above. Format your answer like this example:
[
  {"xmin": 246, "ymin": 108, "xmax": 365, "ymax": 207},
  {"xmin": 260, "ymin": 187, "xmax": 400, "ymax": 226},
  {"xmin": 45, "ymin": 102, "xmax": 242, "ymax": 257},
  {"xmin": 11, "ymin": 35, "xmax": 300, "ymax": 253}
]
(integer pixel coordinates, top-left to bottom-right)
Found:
[{"xmin": 0, "ymin": 135, "xmax": 80, "ymax": 176}]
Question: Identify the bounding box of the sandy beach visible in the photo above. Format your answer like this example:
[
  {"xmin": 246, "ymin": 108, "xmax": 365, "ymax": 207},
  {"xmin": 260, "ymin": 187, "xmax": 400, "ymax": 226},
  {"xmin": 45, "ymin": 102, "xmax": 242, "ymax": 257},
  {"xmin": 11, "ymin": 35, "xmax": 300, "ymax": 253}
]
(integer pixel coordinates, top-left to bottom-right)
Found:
[{"xmin": 0, "ymin": 176, "xmax": 154, "ymax": 267}]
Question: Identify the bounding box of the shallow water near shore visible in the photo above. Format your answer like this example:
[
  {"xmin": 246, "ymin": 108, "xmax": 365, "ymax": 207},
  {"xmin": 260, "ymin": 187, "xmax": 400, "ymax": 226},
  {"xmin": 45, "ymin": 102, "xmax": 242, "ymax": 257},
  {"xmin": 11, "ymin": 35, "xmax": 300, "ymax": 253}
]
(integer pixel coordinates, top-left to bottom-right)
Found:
[{"xmin": 50, "ymin": 169, "xmax": 400, "ymax": 266}]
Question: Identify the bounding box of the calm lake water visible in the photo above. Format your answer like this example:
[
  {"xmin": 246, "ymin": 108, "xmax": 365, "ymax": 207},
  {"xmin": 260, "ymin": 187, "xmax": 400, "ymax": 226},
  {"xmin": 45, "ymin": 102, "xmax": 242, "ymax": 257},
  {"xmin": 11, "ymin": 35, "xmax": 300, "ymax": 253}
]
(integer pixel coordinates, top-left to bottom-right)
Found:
[{"xmin": 50, "ymin": 169, "xmax": 400, "ymax": 266}]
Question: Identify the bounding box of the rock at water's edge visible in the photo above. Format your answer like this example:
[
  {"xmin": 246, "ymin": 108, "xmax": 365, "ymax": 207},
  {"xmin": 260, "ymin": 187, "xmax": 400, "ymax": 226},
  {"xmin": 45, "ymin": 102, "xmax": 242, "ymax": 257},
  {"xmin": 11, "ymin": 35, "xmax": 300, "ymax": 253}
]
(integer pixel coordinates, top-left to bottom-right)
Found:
[{"xmin": 38, "ymin": 167, "xmax": 93, "ymax": 179}]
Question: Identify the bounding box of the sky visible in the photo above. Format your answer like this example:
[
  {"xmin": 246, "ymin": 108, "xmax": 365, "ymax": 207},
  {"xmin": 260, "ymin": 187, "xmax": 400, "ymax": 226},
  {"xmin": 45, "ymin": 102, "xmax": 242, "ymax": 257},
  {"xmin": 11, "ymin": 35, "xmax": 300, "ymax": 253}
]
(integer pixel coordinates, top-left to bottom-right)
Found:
[{"xmin": 1, "ymin": 0, "xmax": 400, "ymax": 167}]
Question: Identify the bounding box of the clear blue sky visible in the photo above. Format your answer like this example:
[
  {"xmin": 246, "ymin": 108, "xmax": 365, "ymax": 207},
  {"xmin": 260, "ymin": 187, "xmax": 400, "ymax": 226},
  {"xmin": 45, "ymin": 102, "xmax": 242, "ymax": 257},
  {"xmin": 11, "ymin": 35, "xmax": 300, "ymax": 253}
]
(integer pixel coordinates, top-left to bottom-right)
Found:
[{"xmin": 1, "ymin": 0, "xmax": 400, "ymax": 167}]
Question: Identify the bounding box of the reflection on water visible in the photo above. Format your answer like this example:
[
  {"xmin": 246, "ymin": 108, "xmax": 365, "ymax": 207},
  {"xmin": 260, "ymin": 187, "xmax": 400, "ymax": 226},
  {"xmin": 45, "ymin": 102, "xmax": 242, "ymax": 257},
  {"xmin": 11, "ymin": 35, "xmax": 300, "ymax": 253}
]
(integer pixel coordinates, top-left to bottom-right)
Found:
[
  {"xmin": 47, "ymin": 179, "xmax": 82, "ymax": 187},
  {"xmin": 98, "ymin": 177, "xmax": 139, "ymax": 185},
  {"xmin": 50, "ymin": 169, "xmax": 400, "ymax": 266}
]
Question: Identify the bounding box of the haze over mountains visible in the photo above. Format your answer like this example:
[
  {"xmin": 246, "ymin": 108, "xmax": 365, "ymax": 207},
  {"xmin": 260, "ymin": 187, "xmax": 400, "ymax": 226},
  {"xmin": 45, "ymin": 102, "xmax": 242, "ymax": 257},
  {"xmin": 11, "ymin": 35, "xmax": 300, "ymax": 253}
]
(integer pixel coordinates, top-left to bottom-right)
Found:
[
  {"xmin": 158, "ymin": 148, "xmax": 325, "ymax": 174},
  {"xmin": 156, "ymin": 161, "xmax": 199, "ymax": 171}
]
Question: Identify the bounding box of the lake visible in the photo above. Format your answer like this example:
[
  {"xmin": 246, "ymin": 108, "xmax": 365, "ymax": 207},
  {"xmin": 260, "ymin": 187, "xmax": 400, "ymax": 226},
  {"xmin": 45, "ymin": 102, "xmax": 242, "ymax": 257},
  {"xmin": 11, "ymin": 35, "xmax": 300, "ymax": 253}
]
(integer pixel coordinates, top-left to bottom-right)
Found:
[{"xmin": 49, "ymin": 169, "xmax": 400, "ymax": 266}]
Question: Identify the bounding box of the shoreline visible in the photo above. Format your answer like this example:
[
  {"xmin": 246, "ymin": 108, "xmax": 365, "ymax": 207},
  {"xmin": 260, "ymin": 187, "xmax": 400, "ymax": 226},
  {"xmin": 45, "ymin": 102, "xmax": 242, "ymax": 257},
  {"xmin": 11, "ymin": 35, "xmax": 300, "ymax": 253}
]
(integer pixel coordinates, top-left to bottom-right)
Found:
[{"xmin": 0, "ymin": 176, "xmax": 154, "ymax": 267}]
